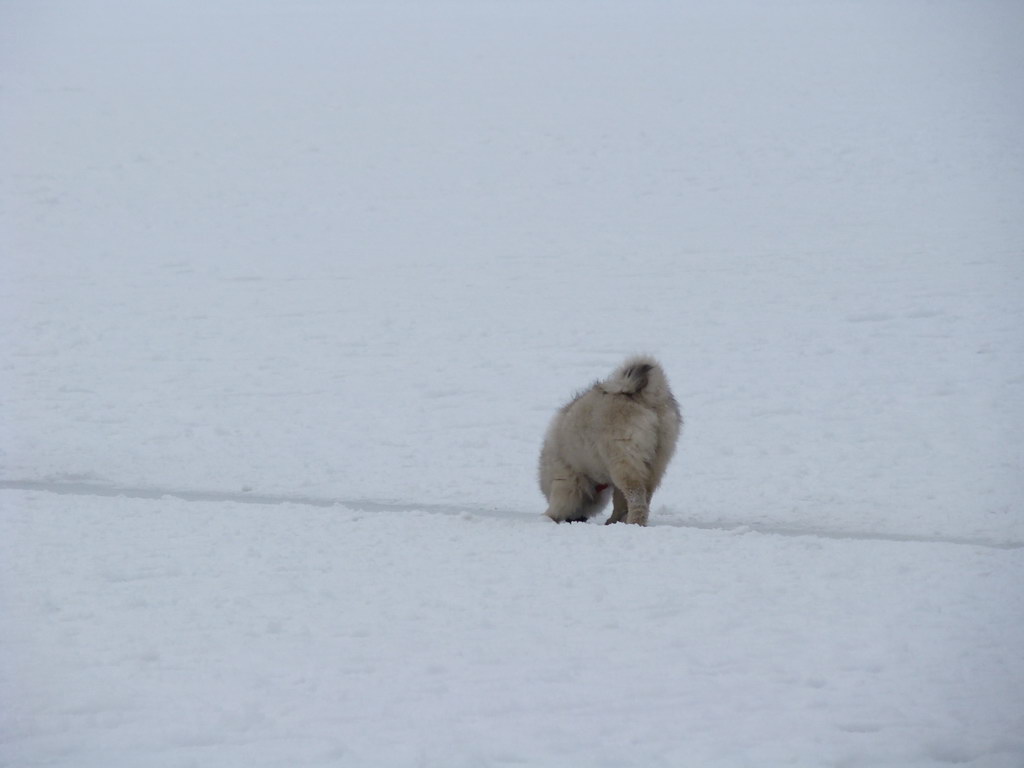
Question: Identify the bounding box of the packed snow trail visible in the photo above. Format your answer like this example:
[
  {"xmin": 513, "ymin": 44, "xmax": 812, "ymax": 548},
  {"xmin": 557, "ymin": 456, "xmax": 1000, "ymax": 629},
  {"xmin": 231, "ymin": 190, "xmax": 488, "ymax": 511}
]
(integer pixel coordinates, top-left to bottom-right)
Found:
[{"xmin": 1, "ymin": 479, "xmax": 1021, "ymax": 551}]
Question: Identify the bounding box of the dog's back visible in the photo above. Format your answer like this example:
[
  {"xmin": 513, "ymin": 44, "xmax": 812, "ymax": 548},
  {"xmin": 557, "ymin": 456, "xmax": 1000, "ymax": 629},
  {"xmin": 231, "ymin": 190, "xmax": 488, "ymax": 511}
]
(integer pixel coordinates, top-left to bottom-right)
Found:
[{"xmin": 539, "ymin": 356, "xmax": 682, "ymax": 525}]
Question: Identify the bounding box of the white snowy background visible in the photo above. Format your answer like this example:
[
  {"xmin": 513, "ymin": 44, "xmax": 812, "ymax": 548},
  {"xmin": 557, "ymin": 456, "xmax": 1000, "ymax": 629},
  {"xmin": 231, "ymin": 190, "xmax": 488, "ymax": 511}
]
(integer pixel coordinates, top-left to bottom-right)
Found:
[{"xmin": 2, "ymin": 1, "xmax": 1022, "ymax": 766}]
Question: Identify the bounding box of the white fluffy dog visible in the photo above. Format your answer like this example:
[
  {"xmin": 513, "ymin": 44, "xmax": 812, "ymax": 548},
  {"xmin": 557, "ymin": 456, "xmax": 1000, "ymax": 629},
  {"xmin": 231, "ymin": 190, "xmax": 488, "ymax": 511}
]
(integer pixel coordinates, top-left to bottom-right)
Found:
[{"xmin": 538, "ymin": 355, "xmax": 682, "ymax": 526}]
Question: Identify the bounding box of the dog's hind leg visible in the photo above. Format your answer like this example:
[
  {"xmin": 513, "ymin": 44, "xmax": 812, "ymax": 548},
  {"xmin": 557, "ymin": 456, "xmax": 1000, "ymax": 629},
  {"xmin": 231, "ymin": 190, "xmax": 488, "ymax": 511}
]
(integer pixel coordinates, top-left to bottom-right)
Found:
[
  {"xmin": 623, "ymin": 486, "xmax": 650, "ymax": 526},
  {"xmin": 605, "ymin": 487, "xmax": 629, "ymax": 525},
  {"xmin": 607, "ymin": 472, "xmax": 651, "ymax": 526}
]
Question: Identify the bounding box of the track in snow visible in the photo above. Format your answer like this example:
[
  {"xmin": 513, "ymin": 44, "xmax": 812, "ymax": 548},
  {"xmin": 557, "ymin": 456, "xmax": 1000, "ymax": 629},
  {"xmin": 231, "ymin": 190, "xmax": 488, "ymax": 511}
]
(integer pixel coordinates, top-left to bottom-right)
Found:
[{"xmin": 3, "ymin": 478, "xmax": 1020, "ymax": 551}]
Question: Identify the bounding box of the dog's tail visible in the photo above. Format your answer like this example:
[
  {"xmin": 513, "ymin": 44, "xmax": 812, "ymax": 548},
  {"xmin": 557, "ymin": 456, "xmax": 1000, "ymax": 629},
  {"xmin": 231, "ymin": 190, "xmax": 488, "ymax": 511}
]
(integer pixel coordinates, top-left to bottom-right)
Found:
[{"xmin": 601, "ymin": 355, "xmax": 659, "ymax": 395}]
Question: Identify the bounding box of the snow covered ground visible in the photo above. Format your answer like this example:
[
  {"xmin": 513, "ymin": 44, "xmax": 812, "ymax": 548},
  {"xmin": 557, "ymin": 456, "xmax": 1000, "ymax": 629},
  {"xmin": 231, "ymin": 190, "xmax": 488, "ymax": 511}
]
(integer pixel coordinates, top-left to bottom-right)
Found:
[
  {"xmin": 3, "ymin": 492, "xmax": 1023, "ymax": 767},
  {"xmin": 2, "ymin": 0, "xmax": 1023, "ymax": 766}
]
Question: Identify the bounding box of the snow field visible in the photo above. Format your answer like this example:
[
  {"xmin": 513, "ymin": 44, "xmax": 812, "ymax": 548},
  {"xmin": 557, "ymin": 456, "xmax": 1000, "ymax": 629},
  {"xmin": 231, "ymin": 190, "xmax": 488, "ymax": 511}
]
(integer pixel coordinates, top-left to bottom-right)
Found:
[
  {"xmin": 3, "ymin": 0, "xmax": 1023, "ymax": 542},
  {"xmin": 2, "ymin": 490, "xmax": 1023, "ymax": 767},
  {"xmin": 3, "ymin": 0, "xmax": 1024, "ymax": 765}
]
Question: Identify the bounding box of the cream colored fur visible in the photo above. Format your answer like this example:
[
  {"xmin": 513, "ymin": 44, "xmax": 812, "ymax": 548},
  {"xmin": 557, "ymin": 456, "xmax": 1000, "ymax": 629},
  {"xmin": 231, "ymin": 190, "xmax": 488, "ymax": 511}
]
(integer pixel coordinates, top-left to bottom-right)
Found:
[{"xmin": 538, "ymin": 355, "xmax": 682, "ymax": 526}]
